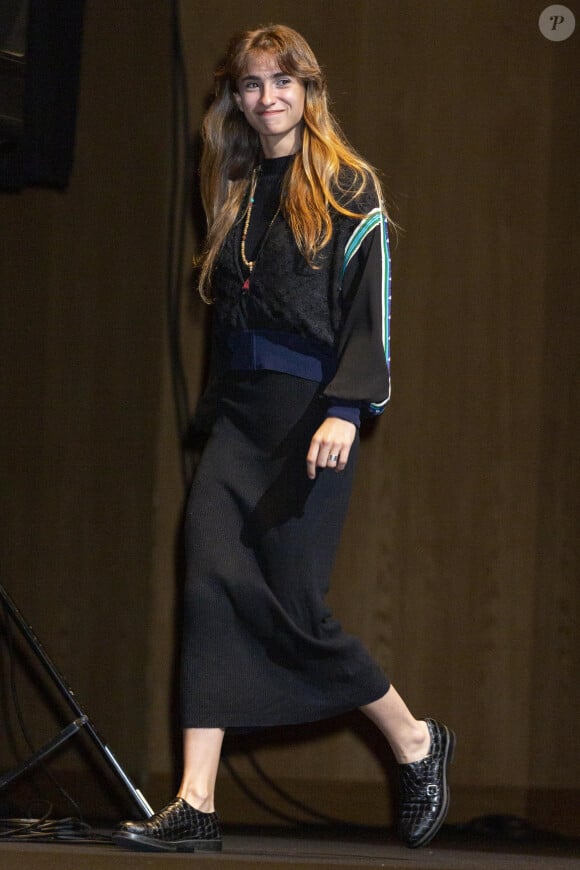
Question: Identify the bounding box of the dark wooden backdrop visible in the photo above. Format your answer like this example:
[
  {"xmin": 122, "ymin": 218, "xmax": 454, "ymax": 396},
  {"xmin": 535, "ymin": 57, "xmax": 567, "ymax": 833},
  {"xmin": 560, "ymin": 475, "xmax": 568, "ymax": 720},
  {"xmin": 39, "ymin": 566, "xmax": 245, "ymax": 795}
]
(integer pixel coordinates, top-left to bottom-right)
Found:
[{"xmin": 1, "ymin": 0, "xmax": 578, "ymax": 834}]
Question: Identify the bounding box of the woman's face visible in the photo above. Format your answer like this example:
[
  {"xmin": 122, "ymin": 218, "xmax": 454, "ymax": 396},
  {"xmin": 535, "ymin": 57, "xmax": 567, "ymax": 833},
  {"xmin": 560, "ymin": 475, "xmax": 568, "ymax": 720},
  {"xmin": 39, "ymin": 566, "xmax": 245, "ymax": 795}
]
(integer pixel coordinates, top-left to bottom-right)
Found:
[{"xmin": 234, "ymin": 53, "xmax": 306, "ymax": 158}]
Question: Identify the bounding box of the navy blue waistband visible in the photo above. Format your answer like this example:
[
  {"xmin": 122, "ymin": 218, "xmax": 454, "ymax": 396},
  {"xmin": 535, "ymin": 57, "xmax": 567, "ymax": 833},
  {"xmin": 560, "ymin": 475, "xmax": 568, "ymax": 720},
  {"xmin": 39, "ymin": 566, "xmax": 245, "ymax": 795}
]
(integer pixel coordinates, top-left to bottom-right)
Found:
[{"xmin": 226, "ymin": 330, "xmax": 336, "ymax": 383}]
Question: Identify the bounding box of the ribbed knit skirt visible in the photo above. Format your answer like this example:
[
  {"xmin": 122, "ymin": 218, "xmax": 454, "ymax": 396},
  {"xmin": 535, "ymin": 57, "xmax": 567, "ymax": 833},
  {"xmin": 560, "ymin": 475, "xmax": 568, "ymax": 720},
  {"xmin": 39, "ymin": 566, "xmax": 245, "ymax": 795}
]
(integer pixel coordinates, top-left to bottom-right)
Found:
[{"xmin": 180, "ymin": 370, "xmax": 389, "ymax": 729}]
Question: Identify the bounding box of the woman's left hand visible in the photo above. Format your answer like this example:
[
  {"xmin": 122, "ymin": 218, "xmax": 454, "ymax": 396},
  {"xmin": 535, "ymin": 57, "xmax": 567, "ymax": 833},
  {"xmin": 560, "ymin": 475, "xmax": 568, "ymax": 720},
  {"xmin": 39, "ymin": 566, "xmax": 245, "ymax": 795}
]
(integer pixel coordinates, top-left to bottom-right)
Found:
[{"xmin": 306, "ymin": 417, "xmax": 357, "ymax": 480}]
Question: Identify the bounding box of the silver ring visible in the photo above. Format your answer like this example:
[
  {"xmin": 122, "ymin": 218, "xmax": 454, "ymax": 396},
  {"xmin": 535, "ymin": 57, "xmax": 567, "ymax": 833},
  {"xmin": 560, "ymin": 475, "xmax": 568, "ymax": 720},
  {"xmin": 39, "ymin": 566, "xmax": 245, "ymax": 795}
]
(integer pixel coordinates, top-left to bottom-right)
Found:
[{"xmin": 329, "ymin": 454, "xmax": 339, "ymax": 462}]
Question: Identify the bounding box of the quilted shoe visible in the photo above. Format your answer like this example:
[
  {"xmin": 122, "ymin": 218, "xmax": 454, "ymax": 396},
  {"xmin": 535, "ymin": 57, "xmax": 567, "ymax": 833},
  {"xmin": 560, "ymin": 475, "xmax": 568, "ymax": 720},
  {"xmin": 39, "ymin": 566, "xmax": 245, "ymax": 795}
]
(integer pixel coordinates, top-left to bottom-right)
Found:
[
  {"xmin": 398, "ymin": 718, "xmax": 455, "ymax": 848},
  {"xmin": 111, "ymin": 797, "xmax": 222, "ymax": 852}
]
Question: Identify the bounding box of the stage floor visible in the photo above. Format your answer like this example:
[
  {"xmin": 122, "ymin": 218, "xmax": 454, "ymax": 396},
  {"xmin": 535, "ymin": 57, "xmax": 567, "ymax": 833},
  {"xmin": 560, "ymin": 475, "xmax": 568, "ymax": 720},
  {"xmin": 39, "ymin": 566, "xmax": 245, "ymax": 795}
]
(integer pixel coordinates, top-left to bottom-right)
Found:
[{"xmin": 0, "ymin": 825, "xmax": 579, "ymax": 869}]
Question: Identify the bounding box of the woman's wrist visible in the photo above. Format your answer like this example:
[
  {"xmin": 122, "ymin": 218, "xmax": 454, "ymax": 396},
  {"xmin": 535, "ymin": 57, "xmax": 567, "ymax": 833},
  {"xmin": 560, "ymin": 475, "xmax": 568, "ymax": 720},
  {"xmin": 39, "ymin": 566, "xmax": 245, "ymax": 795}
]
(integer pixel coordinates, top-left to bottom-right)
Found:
[{"xmin": 325, "ymin": 403, "xmax": 361, "ymax": 429}]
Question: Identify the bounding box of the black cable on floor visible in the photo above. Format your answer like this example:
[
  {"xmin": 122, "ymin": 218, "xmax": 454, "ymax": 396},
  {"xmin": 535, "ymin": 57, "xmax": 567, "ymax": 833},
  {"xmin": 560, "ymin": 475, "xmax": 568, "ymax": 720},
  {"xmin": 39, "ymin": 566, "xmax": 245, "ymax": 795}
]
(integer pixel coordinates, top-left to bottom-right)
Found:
[
  {"xmin": 222, "ymin": 757, "xmax": 304, "ymax": 826},
  {"xmin": 245, "ymin": 750, "xmax": 367, "ymax": 828},
  {"xmin": 0, "ymin": 808, "xmax": 110, "ymax": 844}
]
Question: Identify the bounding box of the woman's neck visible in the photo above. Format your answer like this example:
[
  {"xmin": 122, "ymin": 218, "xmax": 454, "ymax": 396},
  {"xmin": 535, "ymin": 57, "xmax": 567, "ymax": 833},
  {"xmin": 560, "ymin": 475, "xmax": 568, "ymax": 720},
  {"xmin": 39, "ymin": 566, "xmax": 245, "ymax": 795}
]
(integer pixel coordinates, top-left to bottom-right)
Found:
[{"xmin": 259, "ymin": 127, "xmax": 303, "ymax": 159}]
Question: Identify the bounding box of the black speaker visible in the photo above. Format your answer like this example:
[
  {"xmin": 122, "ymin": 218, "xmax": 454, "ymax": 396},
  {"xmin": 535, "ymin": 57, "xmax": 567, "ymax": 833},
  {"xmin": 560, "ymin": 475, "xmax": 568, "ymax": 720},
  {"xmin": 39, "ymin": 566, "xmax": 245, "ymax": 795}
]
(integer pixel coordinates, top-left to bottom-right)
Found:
[{"xmin": 0, "ymin": 0, "xmax": 85, "ymax": 191}]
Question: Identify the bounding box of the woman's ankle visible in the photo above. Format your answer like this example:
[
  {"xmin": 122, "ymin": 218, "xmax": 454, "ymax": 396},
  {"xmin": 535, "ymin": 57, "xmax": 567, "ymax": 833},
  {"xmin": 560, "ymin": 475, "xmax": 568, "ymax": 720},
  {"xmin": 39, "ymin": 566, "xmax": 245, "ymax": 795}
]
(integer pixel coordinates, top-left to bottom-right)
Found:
[
  {"xmin": 177, "ymin": 790, "xmax": 215, "ymax": 814},
  {"xmin": 393, "ymin": 720, "xmax": 431, "ymax": 765}
]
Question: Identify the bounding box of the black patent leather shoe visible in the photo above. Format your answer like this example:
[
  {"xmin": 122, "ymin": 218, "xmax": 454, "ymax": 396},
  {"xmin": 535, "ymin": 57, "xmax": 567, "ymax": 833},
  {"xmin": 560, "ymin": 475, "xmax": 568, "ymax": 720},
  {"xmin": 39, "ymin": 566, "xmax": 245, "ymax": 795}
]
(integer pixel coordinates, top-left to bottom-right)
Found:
[
  {"xmin": 111, "ymin": 797, "xmax": 222, "ymax": 852},
  {"xmin": 398, "ymin": 718, "xmax": 455, "ymax": 848}
]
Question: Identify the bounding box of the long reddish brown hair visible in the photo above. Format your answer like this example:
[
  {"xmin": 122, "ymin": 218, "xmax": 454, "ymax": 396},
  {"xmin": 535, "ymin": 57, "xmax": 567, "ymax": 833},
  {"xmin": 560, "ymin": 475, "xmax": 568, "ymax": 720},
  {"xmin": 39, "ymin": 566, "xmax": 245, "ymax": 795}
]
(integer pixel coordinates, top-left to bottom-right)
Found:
[{"xmin": 197, "ymin": 24, "xmax": 386, "ymax": 302}]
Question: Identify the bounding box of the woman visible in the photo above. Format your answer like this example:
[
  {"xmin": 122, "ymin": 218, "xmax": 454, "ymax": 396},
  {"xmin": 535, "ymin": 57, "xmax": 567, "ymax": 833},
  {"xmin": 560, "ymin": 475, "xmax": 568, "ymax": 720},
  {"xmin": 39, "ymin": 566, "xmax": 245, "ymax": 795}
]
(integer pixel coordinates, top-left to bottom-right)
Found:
[{"xmin": 113, "ymin": 24, "xmax": 454, "ymax": 853}]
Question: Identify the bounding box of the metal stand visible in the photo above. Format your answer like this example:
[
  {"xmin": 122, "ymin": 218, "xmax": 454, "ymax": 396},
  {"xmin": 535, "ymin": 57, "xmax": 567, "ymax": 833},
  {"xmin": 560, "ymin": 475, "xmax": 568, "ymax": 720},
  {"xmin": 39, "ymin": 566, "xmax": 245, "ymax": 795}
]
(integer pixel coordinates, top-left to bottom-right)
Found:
[{"xmin": 0, "ymin": 583, "xmax": 153, "ymax": 818}]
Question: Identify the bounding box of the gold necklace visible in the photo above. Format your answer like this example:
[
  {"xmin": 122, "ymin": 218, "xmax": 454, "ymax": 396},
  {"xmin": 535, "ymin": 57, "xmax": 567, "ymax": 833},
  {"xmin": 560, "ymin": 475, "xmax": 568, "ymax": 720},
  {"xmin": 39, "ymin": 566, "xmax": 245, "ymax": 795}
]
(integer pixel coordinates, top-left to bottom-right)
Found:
[
  {"xmin": 240, "ymin": 167, "xmax": 282, "ymax": 292},
  {"xmin": 240, "ymin": 167, "xmax": 259, "ymax": 272}
]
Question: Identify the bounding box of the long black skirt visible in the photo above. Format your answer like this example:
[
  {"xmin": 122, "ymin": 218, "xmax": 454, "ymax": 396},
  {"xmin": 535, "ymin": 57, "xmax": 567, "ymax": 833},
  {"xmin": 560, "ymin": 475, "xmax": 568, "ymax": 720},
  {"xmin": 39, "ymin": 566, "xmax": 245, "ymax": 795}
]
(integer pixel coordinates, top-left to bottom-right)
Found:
[{"xmin": 180, "ymin": 370, "xmax": 389, "ymax": 729}]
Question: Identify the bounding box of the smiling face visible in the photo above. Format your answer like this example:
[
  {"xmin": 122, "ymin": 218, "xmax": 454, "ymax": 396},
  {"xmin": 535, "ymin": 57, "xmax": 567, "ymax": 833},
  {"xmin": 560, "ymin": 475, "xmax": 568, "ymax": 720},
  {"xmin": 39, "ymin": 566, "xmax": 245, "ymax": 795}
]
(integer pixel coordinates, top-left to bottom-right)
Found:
[{"xmin": 234, "ymin": 52, "xmax": 306, "ymax": 158}]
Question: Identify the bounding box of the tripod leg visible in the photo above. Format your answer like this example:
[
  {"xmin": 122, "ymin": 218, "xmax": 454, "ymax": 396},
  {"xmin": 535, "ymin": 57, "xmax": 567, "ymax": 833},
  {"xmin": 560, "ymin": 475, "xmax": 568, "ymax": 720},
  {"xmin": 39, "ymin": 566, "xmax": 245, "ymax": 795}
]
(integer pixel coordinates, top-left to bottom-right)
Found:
[
  {"xmin": 0, "ymin": 717, "xmax": 87, "ymax": 790},
  {"xmin": 0, "ymin": 584, "xmax": 153, "ymax": 817}
]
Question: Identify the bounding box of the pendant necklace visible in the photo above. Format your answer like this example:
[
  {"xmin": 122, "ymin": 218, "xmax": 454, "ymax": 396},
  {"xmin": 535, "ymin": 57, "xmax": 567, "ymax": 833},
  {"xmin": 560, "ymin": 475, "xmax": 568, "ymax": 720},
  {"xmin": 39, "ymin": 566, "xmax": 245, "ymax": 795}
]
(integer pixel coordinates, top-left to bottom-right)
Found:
[{"xmin": 240, "ymin": 166, "xmax": 281, "ymax": 293}]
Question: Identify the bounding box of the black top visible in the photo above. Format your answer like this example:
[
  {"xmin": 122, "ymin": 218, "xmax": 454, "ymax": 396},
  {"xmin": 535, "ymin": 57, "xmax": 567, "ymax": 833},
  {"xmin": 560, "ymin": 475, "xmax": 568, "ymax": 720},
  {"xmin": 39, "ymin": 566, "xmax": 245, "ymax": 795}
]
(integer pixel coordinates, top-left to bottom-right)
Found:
[{"xmin": 198, "ymin": 163, "xmax": 391, "ymax": 432}]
